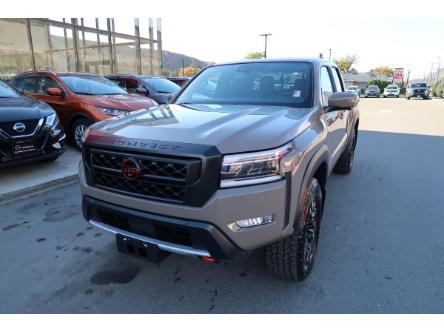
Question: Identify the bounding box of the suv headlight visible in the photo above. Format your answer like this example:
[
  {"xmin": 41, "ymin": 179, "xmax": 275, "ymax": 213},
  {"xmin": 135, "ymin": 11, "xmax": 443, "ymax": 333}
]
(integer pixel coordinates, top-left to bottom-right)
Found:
[
  {"xmin": 45, "ymin": 112, "xmax": 59, "ymax": 127},
  {"xmin": 221, "ymin": 141, "xmax": 295, "ymax": 188},
  {"xmin": 96, "ymin": 106, "xmax": 129, "ymax": 117}
]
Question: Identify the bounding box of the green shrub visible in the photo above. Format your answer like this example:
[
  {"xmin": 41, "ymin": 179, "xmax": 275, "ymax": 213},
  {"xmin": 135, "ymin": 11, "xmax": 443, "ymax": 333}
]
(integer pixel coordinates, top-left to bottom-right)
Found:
[{"xmin": 368, "ymin": 79, "xmax": 390, "ymax": 91}]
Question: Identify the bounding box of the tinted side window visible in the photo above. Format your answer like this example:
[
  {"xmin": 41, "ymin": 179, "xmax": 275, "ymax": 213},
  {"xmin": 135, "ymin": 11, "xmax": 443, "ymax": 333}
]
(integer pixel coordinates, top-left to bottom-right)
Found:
[
  {"xmin": 320, "ymin": 67, "xmax": 334, "ymax": 105},
  {"xmin": 331, "ymin": 68, "xmax": 344, "ymax": 92},
  {"xmin": 12, "ymin": 76, "xmax": 39, "ymax": 93},
  {"xmin": 37, "ymin": 76, "xmax": 63, "ymax": 95}
]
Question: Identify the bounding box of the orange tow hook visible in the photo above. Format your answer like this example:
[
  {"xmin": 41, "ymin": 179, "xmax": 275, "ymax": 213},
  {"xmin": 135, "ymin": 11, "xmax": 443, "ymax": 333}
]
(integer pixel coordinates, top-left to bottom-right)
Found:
[{"xmin": 201, "ymin": 256, "xmax": 217, "ymax": 263}]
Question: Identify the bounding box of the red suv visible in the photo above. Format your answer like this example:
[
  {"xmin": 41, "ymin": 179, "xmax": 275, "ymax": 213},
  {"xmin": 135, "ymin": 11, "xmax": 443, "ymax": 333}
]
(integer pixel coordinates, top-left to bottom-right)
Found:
[{"xmin": 10, "ymin": 71, "xmax": 157, "ymax": 150}]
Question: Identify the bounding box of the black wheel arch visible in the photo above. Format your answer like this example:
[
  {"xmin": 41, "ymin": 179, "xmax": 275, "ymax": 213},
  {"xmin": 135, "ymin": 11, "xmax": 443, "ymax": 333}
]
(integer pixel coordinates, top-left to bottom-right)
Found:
[{"xmin": 288, "ymin": 146, "xmax": 329, "ymax": 234}]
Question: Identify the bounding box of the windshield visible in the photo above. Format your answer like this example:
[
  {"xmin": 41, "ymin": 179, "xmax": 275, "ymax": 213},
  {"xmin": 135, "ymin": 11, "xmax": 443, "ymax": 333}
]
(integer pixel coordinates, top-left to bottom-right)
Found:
[
  {"xmin": 141, "ymin": 78, "xmax": 180, "ymax": 94},
  {"xmin": 0, "ymin": 80, "xmax": 19, "ymax": 98},
  {"xmin": 347, "ymin": 86, "xmax": 358, "ymax": 90},
  {"xmin": 175, "ymin": 61, "xmax": 313, "ymax": 108},
  {"xmin": 387, "ymin": 85, "xmax": 398, "ymax": 89},
  {"xmin": 60, "ymin": 75, "xmax": 127, "ymax": 95},
  {"xmin": 367, "ymin": 85, "xmax": 378, "ymax": 90},
  {"xmin": 411, "ymin": 83, "xmax": 427, "ymax": 88}
]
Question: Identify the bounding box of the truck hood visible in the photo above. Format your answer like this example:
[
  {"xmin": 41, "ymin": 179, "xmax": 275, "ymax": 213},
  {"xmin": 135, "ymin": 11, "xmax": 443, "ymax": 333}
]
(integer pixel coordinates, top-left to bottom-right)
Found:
[
  {"xmin": 77, "ymin": 94, "xmax": 156, "ymax": 111},
  {"xmin": 0, "ymin": 96, "xmax": 53, "ymax": 122},
  {"xmin": 87, "ymin": 103, "xmax": 313, "ymax": 154}
]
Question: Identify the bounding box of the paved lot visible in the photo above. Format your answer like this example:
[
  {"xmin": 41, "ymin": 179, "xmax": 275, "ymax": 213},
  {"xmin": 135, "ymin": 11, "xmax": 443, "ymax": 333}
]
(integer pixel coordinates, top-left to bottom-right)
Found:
[
  {"xmin": 0, "ymin": 147, "xmax": 80, "ymax": 204},
  {"xmin": 0, "ymin": 98, "xmax": 443, "ymax": 313}
]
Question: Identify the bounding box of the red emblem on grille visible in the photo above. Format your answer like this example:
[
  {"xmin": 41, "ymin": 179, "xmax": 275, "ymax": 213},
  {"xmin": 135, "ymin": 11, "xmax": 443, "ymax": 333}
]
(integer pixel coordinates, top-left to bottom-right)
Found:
[{"xmin": 121, "ymin": 158, "xmax": 141, "ymax": 181}]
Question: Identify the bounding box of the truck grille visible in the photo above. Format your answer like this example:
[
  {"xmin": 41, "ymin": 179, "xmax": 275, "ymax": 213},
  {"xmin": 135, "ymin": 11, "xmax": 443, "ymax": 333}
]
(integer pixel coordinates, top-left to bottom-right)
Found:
[
  {"xmin": 88, "ymin": 149, "xmax": 201, "ymax": 205},
  {"xmin": 0, "ymin": 119, "xmax": 41, "ymax": 137}
]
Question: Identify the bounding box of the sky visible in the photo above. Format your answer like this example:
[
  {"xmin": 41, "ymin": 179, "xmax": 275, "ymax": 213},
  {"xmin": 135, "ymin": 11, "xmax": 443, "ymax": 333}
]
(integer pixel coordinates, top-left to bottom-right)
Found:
[{"xmin": 9, "ymin": 0, "xmax": 444, "ymax": 79}]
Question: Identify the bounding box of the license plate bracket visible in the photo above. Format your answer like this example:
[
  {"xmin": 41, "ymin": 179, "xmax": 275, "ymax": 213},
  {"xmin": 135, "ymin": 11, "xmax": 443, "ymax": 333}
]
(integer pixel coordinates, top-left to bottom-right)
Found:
[
  {"xmin": 116, "ymin": 234, "xmax": 169, "ymax": 263},
  {"xmin": 13, "ymin": 141, "xmax": 36, "ymax": 154}
]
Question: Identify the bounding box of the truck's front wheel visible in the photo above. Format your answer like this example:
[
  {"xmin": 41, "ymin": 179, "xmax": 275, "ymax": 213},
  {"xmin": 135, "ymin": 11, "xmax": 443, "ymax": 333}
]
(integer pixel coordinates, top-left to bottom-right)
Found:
[{"xmin": 265, "ymin": 177, "xmax": 323, "ymax": 281}]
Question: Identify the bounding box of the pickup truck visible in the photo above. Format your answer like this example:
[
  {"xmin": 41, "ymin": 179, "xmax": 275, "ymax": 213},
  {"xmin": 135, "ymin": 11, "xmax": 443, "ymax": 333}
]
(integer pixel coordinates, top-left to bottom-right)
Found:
[{"xmin": 80, "ymin": 58, "xmax": 360, "ymax": 281}]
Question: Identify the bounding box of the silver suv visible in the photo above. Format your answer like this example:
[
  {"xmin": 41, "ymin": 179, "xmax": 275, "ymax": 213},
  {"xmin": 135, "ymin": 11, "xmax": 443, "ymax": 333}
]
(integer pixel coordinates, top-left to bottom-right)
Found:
[{"xmin": 80, "ymin": 59, "xmax": 360, "ymax": 281}]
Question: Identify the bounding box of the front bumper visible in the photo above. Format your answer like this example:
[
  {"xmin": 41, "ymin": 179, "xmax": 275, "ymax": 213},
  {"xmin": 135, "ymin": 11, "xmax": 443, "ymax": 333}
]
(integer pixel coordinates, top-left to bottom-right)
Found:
[
  {"xmin": 0, "ymin": 129, "xmax": 66, "ymax": 167},
  {"xmin": 79, "ymin": 161, "xmax": 289, "ymax": 254}
]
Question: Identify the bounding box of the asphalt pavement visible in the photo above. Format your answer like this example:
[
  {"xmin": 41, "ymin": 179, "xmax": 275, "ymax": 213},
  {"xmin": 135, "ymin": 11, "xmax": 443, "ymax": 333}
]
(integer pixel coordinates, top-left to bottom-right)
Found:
[{"xmin": 1, "ymin": 98, "xmax": 443, "ymax": 313}]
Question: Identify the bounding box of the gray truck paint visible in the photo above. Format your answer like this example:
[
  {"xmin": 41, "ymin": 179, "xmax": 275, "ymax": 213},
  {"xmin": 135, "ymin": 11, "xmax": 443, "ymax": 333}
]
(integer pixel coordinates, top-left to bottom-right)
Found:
[{"xmin": 80, "ymin": 58, "xmax": 359, "ymax": 252}]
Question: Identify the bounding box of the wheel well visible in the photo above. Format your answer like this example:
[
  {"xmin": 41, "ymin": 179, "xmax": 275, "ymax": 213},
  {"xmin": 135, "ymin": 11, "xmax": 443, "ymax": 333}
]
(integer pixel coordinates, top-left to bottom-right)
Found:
[
  {"xmin": 68, "ymin": 114, "xmax": 92, "ymax": 135},
  {"xmin": 313, "ymin": 162, "xmax": 327, "ymax": 205}
]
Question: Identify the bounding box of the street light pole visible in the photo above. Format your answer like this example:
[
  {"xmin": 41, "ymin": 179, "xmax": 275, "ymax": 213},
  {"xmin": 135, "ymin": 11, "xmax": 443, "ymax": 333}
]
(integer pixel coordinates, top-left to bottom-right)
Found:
[
  {"xmin": 437, "ymin": 57, "xmax": 441, "ymax": 81},
  {"xmin": 329, "ymin": 48, "xmax": 332, "ymax": 61},
  {"xmin": 260, "ymin": 33, "xmax": 272, "ymax": 59}
]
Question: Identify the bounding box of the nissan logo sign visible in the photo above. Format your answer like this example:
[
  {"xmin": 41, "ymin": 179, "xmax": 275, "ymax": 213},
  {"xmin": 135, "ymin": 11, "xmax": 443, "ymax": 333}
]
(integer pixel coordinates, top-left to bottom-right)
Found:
[
  {"xmin": 13, "ymin": 122, "xmax": 26, "ymax": 133},
  {"xmin": 121, "ymin": 158, "xmax": 142, "ymax": 181}
]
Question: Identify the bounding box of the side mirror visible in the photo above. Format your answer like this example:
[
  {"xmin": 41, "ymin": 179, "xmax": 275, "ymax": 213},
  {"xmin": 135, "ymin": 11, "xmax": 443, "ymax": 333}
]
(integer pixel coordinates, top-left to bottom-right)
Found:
[
  {"xmin": 136, "ymin": 86, "xmax": 148, "ymax": 95},
  {"xmin": 46, "ymin": 87, "xmax": 64, "ymax": 97},
  {"xmin": 328, "ymin": 92, "xmax": 358, "ymax": 110}
]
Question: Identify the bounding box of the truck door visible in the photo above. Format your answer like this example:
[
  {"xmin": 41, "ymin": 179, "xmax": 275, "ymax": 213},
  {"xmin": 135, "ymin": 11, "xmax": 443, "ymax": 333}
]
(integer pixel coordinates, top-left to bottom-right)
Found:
[{"xmin": 321, "ymin": 66, "xmax": 348, "ymax": 169}]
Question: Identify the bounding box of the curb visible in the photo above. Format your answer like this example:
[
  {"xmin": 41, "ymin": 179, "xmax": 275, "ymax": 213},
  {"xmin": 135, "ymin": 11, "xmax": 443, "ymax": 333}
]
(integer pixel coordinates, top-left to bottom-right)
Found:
[{"xmin": 0, "ymin": 173, "xmax": 79, "ymax": 205}]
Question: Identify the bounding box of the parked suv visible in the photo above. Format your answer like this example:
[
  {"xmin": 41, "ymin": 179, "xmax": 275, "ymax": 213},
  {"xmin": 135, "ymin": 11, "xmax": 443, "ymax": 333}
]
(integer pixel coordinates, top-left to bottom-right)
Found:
[
  {"xmin": 406, "ymin": 82, "xmax": 430, "ymax": 99},
  {"xmin": 383, "ymin": 84, "xmax": 400, "ymax": 98},
  {"xmin": 80, "ymin": 59, "xmax": 359, "ymax": 281},
  {"xmin": 106, "ymin": 75, "xmax": 181, "ymax": 105},
  {"xmin": 10, "ymin": 71, "xmax": 157, "ymax": 150},
  {"xmin": 365, "ymin": 85, "xmax": 380, "ymax": 97},
  {"xmin": 0, "ymin": 80, "xmax": 65, "ymax": 167}
]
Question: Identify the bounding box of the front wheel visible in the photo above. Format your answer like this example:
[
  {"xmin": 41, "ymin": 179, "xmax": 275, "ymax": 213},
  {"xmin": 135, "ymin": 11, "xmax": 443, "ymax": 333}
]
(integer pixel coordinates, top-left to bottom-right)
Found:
[
  {"xmin": 72, "ymin": 118, "xmax": 92, "ymax": 151},
  {"xmin": 265, "ymin": 178, "xmax": 323, "ymax": 281}
]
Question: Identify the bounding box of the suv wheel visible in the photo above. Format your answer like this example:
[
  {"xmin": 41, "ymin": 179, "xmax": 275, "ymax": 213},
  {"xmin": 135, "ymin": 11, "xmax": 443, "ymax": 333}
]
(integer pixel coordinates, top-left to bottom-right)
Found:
[
  {"xmin": 265, "ymin": 177, "xmax": 323, "ymax": 281},
  {"xmin": 72, "ymin": 118, "xmax": 92, "ymax": 151},
  {"xmin": 334, "ymin": 128, "xmax": 356, "ymax": 174}
]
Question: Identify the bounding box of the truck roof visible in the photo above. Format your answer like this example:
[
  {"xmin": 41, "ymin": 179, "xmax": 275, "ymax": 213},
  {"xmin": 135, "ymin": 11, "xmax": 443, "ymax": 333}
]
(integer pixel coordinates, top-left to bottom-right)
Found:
[{"xmin": 213, "ymin": 57, "xmax": 336, "ymax": 67}]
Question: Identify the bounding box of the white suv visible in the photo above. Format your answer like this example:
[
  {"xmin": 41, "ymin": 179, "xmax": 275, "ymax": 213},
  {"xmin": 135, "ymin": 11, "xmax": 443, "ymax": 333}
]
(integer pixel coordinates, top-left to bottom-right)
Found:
[{"xmin": 383, "ymin": 84, "xmax": 400, "ymax": 98}]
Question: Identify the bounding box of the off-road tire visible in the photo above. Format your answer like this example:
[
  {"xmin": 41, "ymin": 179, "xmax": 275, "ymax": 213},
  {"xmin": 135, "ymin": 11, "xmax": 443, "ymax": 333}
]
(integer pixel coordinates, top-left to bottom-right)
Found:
[
  {"xmin": 334, "ymin": 128, "xmax": 357, "ymax": 174},
  {"xmin": 265, "ymin": 177, "xmax": 323, "ymax": 281}
]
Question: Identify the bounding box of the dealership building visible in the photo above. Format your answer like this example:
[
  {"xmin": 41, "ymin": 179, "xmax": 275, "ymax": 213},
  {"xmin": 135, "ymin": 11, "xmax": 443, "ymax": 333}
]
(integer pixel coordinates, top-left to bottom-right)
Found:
[{"xmin": 0, "ymin": 18, "xmax": 163, "ymax": 80}]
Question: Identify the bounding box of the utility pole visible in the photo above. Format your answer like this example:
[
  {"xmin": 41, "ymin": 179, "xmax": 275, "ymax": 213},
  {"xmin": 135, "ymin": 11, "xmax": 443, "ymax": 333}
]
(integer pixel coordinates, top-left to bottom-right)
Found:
[
  {"xmin": 429, "ymin": 62, "xmax": 434, "ymax": 84},
  {"xmin": 260, "ymin": 33, "xmax": 272, "ymax": 59},
  {"xmin": 437, "ymin": 57, "xmax": 441, "ymax": 81},
  {"xmin": 328, "ymin": 48, "xmax": 332, "ymax": 61}
]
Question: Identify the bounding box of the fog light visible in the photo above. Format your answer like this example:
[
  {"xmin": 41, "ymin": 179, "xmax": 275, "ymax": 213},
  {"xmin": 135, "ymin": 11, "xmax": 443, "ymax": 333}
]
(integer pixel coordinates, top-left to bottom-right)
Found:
[{"xmin": 234, "ymin": 215, "xmax": 274, "ymax": 229}]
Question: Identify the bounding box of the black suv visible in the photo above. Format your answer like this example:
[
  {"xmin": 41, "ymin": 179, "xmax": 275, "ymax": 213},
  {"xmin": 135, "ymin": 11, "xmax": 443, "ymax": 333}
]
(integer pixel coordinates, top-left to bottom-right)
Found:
[
  {"xmin": 0, "ymin": 80, "xmax": 65, "ymax": 167},
  {"xmin": 106, "ymin": 75, "xmax": 181, "ymax": 105}
]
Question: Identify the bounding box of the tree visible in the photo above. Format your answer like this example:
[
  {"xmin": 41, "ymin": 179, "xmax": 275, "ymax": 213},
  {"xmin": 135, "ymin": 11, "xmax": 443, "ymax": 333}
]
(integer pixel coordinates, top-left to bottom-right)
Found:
[
  {"xmin": 177, "ymin": 66, "xmax": 201, "ymax": 77},
  {"xmin": 244, "ymin": 51, "xmax": 265, "ymax": 60},
  {"xmin": 334, "ymin": 55, "xmax": 358, "ymax": 73},
  {"xmin": 373, "ymin": 66, "xmax": 394, "ymax": 77}
]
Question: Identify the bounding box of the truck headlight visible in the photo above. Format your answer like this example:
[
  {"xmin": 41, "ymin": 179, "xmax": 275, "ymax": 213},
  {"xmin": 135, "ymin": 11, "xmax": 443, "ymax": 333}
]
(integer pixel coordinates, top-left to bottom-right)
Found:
[
  {"xmin": 221, "ymin": 141, "xmax": 295, "ymax": 188},
  {"xmin": 96, "ymin": 106, "xmax": 129, "ymax": 117}
]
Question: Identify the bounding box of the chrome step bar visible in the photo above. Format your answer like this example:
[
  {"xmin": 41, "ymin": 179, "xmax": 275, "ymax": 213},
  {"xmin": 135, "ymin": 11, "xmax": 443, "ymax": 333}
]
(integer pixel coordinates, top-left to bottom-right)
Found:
[{"xmin": 88, "ymin": 219, "xmax": 211, "ymax": 257}]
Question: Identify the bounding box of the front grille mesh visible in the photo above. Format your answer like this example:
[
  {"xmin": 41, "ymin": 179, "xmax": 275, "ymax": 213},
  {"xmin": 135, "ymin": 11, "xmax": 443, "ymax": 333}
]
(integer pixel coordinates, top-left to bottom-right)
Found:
[
  {"xmin": 0, "ymin": 119, "xmax": 40, "ymax": 137},
  {"xmin": 89, "ymin": 149, "xmax": 201, "ymax": 204}
]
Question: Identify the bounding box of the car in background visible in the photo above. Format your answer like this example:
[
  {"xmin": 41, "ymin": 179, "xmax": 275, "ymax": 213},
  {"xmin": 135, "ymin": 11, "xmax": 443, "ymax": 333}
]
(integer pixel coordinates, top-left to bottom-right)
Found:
[
  {"xmin": 0, "ymin": 80, "xmax": 65, "ymax": 167},
  {"xmin": 10, "ymin": 71, "xmax": 157, "ymax": 150},
  {"xmin": 346, "ymin": 85, "xmax": 360, "ymax": 96},
  {"xmin": 365, "ymin": 85, "xmax": 380, "ymax": 98},
  {"xmin": 106, "ymin": 75, "xmax": 181, "ymax": 105},
  {"xmin": 406, "ymin": 82, "xmax": 430, "ymax": 100},
  {"xmin": 167, "ymin": 76, "xmax": 191, "ymax": 87},
  {"xmin": 383, "ymin": 84, "xmax": 400, "ymax": 98}
]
